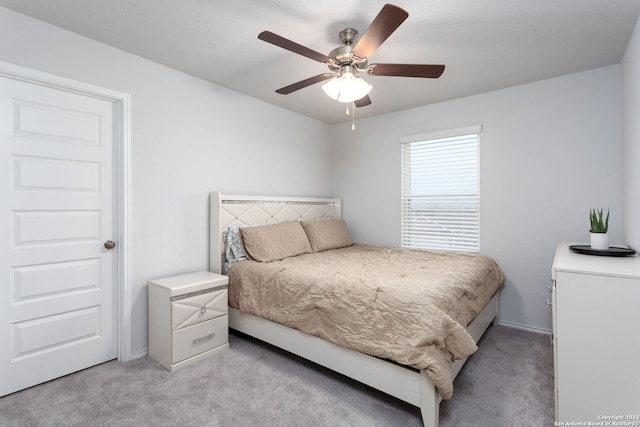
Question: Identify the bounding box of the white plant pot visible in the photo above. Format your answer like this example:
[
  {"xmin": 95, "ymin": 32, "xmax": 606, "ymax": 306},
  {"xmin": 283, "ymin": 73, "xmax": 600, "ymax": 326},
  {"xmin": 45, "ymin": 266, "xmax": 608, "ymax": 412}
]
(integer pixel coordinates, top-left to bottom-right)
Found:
[{"xmin": 590, "ymin": 232, "xmax": 609, "ymax": 250}]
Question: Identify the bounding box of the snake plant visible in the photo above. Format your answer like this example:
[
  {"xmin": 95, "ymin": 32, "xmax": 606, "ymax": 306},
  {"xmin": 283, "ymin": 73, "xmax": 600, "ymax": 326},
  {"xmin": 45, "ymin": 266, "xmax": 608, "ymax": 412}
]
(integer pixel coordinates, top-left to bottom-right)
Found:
[{"xmin": 589, "ymin": 208, "xmax": 609, "ymax": 233}]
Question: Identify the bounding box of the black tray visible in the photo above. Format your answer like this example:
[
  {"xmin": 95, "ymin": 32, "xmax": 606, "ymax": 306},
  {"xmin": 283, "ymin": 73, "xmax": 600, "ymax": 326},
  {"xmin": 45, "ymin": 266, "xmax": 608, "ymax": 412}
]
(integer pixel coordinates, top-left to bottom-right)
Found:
[{"xmin": 569, "ymin": 245, "xmax": 636, "ymax": 257}]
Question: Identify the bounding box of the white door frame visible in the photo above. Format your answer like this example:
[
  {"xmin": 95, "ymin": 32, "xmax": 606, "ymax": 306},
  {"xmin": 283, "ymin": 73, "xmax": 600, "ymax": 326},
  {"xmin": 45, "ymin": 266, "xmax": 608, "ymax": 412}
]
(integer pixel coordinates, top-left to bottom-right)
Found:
[{"xmin": 0, "ymin": 60, "xmax": 134, "ymax": 362}]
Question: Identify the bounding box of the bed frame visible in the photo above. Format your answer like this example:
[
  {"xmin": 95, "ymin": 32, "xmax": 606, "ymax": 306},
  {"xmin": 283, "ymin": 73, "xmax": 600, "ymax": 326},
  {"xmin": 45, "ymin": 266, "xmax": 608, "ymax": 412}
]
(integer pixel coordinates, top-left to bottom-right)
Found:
[{"xmin": 209, "ymin": 192, "xmax": 498, "ymax": 427}]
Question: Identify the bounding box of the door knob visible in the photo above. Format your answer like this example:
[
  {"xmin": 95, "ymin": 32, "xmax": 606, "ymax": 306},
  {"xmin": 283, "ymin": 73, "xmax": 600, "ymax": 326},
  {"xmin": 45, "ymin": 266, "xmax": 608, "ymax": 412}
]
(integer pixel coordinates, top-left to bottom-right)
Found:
[{"xmin": 104, "ymin": 240, "xmax": 116, "ymax": 249}]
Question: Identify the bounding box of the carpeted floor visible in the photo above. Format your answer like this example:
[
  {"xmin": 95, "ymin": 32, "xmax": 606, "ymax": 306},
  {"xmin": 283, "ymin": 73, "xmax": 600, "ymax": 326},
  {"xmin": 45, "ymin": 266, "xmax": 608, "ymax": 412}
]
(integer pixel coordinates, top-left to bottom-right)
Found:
[{"xmin": 0, "ymin": 324, "xmax": 553, "ymax": 427}]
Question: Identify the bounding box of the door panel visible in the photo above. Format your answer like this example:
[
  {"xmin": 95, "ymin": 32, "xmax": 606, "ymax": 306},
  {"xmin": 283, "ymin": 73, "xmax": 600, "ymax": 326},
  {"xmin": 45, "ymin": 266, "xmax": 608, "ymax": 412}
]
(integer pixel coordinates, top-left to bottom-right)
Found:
[
  {"xmin": 0, "ymin": 75, "xmax": 116, "ymax": 397},
  {"xmin": 13, "ymin": 155, "xmax": 102, "ymax": 191},
  {"xmin": 13, "ymin": 99, "xmax": 101, "ymax": 144},
  {"xmin": 13, "ymin": 306, "xmax": 101, "ymax": 358},
  {"xmin": 13, "ymin": 258, "xmax": 101, "ymax": 300}
]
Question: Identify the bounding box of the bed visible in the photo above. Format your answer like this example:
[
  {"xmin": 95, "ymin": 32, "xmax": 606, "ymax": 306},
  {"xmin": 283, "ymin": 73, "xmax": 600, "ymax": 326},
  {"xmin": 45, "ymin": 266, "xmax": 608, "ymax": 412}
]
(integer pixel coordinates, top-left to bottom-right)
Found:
[{"xmin": 209, "ymin": 192, "xmax": 503, "ymax": 427}]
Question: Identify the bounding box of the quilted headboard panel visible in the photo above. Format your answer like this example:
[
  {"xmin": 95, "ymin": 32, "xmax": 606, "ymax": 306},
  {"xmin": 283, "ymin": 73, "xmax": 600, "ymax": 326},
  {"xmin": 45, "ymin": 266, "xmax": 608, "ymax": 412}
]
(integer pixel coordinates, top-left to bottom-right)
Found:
[{"xmin": 209, "ymin": 192, "xmax": 342, "ymax": 273}]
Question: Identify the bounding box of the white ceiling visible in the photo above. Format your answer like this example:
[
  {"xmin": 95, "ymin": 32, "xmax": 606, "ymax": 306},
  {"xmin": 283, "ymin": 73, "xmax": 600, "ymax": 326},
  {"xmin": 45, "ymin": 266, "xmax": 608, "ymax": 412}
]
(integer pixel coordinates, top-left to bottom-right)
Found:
[{"xmin": 1, "ymin": 0, "xmax": 639, "ymax": 124}]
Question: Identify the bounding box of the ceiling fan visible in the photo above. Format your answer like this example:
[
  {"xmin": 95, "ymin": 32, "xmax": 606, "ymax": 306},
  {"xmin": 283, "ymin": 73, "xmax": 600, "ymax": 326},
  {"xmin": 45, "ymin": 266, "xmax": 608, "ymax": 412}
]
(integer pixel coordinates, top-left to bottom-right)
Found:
[{"xmin": 258, "ymin": 3, "xmax": 445, "ymax": 108}]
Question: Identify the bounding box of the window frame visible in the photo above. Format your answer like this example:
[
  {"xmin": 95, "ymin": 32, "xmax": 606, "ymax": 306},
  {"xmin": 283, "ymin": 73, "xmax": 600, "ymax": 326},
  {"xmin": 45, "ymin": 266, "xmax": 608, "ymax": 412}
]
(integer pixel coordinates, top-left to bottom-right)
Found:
[{"xmin": 400, "ymin": 125, "xmax": 482, "ymax": 253}]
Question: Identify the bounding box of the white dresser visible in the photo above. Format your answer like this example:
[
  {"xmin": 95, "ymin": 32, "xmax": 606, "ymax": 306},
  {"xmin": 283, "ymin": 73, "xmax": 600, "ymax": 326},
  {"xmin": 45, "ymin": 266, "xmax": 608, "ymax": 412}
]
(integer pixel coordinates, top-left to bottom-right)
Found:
[
  {"xmin": 551, "ymin": 242, "xmax": 640, "ymax": 423},
  {"xmin": 148, "ymin": 271, "xmax": 229, "ymax": 371}
]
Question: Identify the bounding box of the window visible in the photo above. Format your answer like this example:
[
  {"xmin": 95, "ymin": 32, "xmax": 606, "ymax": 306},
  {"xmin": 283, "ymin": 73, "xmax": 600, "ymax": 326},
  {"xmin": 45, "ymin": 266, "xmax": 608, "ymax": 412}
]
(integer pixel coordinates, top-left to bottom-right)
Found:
[{"xmin": 400, "ymin": 126, "xmax": 481, "ymax": 252}]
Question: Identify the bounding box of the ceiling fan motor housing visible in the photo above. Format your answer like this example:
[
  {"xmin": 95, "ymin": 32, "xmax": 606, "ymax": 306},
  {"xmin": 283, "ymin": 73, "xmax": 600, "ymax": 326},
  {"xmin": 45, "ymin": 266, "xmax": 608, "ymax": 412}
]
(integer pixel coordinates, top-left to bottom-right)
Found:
[{"xmin": 328, "ymin": 28, "xmax": 368, "ymax": 72}]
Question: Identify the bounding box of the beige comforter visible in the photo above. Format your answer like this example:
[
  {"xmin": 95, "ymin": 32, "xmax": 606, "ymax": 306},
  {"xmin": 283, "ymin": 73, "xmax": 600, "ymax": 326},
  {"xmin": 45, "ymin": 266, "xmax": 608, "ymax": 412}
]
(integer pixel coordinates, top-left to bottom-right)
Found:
[{"xmin": 228, "ymin": 244, "xmax": 504, "ymax": 399}]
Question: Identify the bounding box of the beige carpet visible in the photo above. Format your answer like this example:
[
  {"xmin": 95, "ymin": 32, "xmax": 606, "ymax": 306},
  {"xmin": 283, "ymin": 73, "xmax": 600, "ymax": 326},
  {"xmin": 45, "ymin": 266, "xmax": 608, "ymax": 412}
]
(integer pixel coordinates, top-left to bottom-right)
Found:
[{"xmin": 0, "ymin": 324, "xmax": 553, "ymax": 426}]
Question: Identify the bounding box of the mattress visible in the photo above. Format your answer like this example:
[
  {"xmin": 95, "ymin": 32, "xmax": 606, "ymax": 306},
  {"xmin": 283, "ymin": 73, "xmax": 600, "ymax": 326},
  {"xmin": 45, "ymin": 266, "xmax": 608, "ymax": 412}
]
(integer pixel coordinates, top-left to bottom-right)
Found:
[{"xmin": 228, "ymin": 243, "xmax": 504, "ymax": 399}]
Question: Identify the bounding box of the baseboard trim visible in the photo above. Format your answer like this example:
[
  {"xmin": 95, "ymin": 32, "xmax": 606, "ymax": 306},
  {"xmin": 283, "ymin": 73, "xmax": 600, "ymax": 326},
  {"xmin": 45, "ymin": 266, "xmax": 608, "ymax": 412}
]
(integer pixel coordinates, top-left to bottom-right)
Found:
[
  {"xmin": 497, "ymin": 320, "xmax": 552, "ymax": 335},
  {"xmin": 130, "ymin": 349, "xmax": 149, "ymax": 360}
]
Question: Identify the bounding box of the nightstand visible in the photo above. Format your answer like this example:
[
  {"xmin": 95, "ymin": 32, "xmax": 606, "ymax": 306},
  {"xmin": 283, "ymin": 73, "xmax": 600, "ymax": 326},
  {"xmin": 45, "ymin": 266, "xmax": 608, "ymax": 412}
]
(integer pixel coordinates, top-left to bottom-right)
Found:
[{"xmin": 148, "ymin": 271, "xmax": 229, "ymax": 371}]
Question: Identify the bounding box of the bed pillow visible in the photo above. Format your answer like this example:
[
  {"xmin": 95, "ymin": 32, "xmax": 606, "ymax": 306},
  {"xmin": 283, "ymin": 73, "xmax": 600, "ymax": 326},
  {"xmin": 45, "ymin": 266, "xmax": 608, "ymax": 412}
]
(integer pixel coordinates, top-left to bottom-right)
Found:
[
  {"xmin": 301, "ymin": 219, "xmax": 353, "ymax": 252},
  {"xmin": 223, "ymin": 225, "xmax": 248, "ymax": 262},
  {"xmin": 222, "ymin": 224, "xmax": 255, "ymax": 273},
  {"xmin": 239, "ymin": 220, "xmax": 312, "ymax": 262}
]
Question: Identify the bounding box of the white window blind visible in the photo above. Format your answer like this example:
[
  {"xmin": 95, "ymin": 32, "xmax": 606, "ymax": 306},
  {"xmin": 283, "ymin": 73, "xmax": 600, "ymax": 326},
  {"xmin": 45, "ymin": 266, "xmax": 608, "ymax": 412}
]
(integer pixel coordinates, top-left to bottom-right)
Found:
[{"xmin": 401, "ymin": 127, "xmax": 480, "ymax": 252}]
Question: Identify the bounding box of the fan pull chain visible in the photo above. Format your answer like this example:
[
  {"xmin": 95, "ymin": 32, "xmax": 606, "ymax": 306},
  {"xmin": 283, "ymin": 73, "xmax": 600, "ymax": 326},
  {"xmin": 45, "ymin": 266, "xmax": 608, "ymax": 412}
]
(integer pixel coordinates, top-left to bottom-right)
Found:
[
  {"xmin": 341, "ymin": 103, "xmax": 356, "ymax": 131},
  {"xmin": 351, "ymin": 102, "xmax": 356, "ymax": 131}
]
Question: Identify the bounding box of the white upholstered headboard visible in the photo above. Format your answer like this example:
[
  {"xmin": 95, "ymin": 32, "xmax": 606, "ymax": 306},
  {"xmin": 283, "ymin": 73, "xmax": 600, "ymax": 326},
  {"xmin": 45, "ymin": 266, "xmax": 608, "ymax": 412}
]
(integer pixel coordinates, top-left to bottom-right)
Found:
[{"xmin": 209, "ymin": 192, "xmax": 342, "ymax": 274}]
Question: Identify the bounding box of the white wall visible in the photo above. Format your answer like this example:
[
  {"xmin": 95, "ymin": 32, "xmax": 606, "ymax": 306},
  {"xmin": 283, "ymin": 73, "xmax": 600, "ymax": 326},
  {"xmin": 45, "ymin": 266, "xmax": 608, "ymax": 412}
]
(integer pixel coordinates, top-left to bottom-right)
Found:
[
  {"xmin": 330, "ymin": 66, "xmax": 622, "ymax": 332},
  {"xmin": 0, "ymin": 7, "xmax": 332, "ymax": 356},
  {"xmin": 622, "ymin": 15, "xmax": 640, "ymax": 250},
  {"xmin": 0, "ymin": 5, "xmax": 629, "ymax": 344}
]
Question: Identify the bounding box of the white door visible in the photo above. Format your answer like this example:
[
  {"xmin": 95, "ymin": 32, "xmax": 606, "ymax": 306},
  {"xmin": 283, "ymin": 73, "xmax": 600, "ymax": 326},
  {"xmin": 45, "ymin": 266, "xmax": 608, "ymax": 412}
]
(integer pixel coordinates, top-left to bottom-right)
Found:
[{"xmin": 0, "ymin": 75, "xmax": 117, "ymax": 396}]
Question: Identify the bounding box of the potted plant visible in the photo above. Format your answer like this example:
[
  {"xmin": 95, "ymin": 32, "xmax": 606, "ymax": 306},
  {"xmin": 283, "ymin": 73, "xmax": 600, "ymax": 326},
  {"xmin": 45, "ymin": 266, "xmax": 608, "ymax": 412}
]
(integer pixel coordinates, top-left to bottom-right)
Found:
[{"xmin": 589, "ymin": 208, "xmax": 609, "ymax": 250}]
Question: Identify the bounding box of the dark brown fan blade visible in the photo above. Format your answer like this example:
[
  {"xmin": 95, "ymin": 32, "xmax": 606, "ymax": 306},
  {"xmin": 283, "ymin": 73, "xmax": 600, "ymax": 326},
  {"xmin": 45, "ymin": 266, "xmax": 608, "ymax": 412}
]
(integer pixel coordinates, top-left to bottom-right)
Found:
[
  {"xmin": 354, "ymin": 95, "xmax": 372, "ymax": 107},
  {"xmin": 368, "ymin": 64, "xmax": 445, "ymax": 78},
  {"xmin": 275, "ymin": 74, "xmax": 333, "ymax": 95},
  {"xmin": 352, "ymin": 4, "xmax": 409, "ymax": 59},
  {"xmin": 258, "ymin": 31, "xmax": 331, "ymax": 63}
]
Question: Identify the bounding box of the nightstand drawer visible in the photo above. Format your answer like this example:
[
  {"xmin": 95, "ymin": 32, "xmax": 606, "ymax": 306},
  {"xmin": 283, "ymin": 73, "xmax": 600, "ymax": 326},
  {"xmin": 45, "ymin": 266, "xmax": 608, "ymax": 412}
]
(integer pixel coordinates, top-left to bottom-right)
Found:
[
  {"xmin": 172, "ymin": 316, "xmax": 228, "ymax": 363},
  {"xmin": 171, "ymin": 288, "xmax": 227, "ymax": 330}
]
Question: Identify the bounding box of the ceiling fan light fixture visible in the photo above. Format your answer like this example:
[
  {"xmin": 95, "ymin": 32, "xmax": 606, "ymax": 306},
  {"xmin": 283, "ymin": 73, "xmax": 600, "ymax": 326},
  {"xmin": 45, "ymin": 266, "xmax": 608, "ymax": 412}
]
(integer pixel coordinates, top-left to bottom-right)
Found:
[{"xmin": 322, "ymin": 69, "xmax": 372, "ymax": 103}]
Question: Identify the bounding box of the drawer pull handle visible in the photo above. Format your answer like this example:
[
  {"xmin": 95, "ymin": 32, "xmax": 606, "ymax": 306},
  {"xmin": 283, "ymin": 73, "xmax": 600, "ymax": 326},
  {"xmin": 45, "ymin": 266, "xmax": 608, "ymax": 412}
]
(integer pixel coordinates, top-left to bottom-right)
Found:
[
  {"xmin": 193, "ymin": 333, "xmax": 215, "ymax": 345},
  {"xmin": 200, "ymin": 306, "xmax": 207, "ymax": 314}
]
